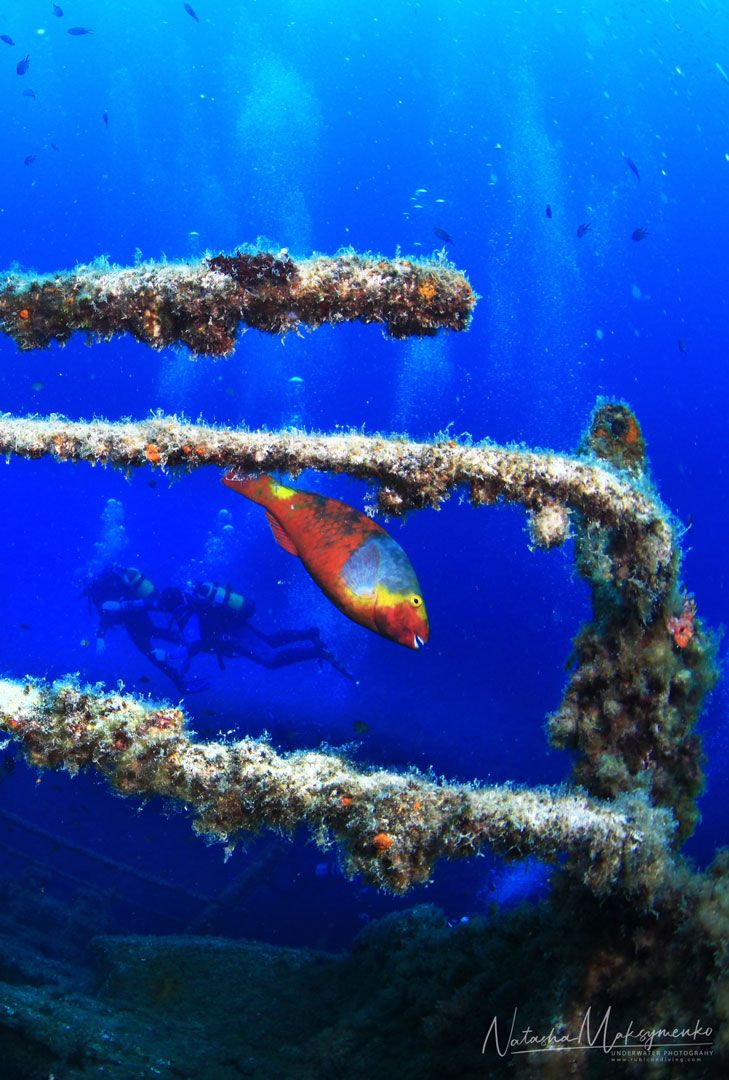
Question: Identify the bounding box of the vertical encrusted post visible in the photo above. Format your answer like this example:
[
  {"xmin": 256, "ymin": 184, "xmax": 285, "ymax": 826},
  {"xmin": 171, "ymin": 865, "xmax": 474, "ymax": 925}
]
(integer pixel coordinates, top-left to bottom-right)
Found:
[{"xmin": 547, "ymin": 401, "xmax": 719, "ymax": 842}]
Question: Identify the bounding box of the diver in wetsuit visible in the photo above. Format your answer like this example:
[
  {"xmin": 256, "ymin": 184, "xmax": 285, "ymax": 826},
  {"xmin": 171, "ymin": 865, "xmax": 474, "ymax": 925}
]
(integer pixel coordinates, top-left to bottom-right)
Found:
[
  {"xmin": 84, "ymin": 569, "xmax": 353, "ymax": 693},
  {"xmin": 83, "ymin": 565, "xmax": 206, "ymax": 694},
  {"xmin": 160, "ymin": 580, "xmax": 354, "ymax": 680}
]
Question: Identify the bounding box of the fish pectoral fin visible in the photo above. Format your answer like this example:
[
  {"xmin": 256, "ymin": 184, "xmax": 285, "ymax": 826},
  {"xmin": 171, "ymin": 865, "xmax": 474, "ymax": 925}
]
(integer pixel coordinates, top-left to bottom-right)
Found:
[
  {"xmin": 265, "ymin": 511, "xmax": 299, "ymax": 556},
  {"xmin": 341, "ymin": 540, "xmax": 381, "ymax": 596}
]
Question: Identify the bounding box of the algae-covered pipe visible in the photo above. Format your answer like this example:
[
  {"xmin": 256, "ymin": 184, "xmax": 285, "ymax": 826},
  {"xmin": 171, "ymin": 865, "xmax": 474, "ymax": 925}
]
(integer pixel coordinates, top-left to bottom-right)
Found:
[
  {"xmin": 0, "ymin": 412, "xmax": 668, "ymax": 529},
  {"xmin": 0, "ymin": 250, "xmax": 476, "ymax": 355},
  {"xmin": 0, "ymin": 412, "xmax": 675, "ymax": 603},
  {"xmin": 0, "ymin": 678, "xmax": 673, "ymax": 902}
]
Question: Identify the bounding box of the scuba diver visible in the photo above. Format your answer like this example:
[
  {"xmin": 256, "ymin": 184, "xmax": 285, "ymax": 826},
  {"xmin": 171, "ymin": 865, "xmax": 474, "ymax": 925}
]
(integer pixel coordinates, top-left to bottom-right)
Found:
[
  {"xmin": 157, "ymin": 580, "xmax": 354, "ymax": 681},
  {"xmin": 82, "ymin": 565, "xmax": 206, "ymax": 695},
  {"xmin": 83, "ymin": 566, "xmax": 352, "ymax": 694}
]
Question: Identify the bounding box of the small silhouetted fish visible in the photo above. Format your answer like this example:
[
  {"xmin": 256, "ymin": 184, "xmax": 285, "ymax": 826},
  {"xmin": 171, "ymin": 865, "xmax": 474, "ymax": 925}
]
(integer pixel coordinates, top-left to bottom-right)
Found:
[
  {"xmin": 184, "ymin": 2, "xmax": 200, "ymax": 21},
  {"xmin": 31, "ymin": 381, "xmax": 43, "ymax": 392},
  {"xmin": 102, "ymin": 111, "xmax": 109, "ymax": 127},
  {"xmin": 0, "ymin": 34, "xmax": 14, "ymax": 46},
  {"xmin": 545, "ymin": 204, "xmax": 552, "ymax": 218},
  {"xmin": 433, "ymin": 226, "xmax": 454, "ymax": 245},
  {"xmin": 623, "ymin": 154, "xmax": 640, "ymax": 181},
  {"xmin": 353, "ymin": 720, "xmax": 370, "ymax": 735},
  {"xmin": 19, "ymin": 622, "xmax": 31, "ymax": 630},
  {"xmin": 52, "ymin": 3, "xmax": 64, "ymax": 16},
  {"xmin": 23, "ymin": 89, "xmax": 36, "ymax": 99},
  {"xmin": 1, "ymin": 754, "xmax": 15, "ymax": 777},
  {"xmin": 23, "ymin": 154, "xmax": 36, "ymax": 166},
  {"xmin": 50, "ymin": 142, "xmax": 60, "ymax": 151},
  {"xmin": 632, "ymin": 227, "xmax": 648, "ymax": 242},
  {"xmin": 138, "ymin": 675, "xmax": 151, "ymax": 685},
  {"xmin": 16, "ymin": 54, "xmax": 29, "ymax": 75},
  {"xmin": 678, "ymin": 338, "xmax": 688, "ymax": 354},
  {"xmin": 147, "ymin": 478, "xmax": 157, "ymax": 489},
  {"xmin": 577, "ymin": 222, "xmax": 591, "ymax": 238},
  {"xmin": 67, "ymin": 26, "xmax": 93, "ymax": 35}
]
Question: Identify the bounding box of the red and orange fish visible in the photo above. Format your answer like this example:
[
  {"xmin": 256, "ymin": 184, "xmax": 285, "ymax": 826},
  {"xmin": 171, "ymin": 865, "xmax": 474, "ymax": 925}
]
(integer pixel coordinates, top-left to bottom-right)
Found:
[{"xmin": 222, "ymin": 472, "xmax": 429, "ymax": 650}]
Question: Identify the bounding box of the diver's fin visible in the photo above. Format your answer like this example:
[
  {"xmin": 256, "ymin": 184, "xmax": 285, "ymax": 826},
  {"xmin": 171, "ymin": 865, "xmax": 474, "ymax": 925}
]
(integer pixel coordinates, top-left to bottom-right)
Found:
[
  {"xmin": 266, "ymin": 511, "xmax": 299, "ymax": 556},
  {"xmin": 320, "ymin": 647, "xmax": 357, "ymax": 682}
]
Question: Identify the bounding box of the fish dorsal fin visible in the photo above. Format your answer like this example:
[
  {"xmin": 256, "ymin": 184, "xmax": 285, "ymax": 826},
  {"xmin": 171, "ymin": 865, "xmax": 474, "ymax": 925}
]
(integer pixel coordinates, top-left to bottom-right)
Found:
[
  {"xmin": 265, "ymin": 511, "xmax": 299, "ymax": 556},
  {"xmin": 341, "ymin": 540, "xmax": 382, "ymax": 597}
]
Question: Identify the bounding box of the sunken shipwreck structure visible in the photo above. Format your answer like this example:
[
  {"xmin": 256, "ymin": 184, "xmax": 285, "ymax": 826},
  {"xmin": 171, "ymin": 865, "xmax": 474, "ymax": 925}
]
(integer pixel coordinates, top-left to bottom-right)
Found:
[{"xmin": 0, "ymin": 250, "xmax": 724, "ymax": 1079}]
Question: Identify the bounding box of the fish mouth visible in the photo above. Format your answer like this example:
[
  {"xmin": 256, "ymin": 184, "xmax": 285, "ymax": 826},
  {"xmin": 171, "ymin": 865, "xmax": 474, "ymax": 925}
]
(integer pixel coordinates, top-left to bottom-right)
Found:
[{"xmin": 413, "ymin": 634, "xmax": 426, "ymax": 650}]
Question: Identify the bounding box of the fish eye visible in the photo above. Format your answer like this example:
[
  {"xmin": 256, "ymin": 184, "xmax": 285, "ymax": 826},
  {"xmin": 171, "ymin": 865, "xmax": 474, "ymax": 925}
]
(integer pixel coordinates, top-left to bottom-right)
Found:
[{"xmin": 411, "ymin": 595, "xmax": 422, "ymax": 607}]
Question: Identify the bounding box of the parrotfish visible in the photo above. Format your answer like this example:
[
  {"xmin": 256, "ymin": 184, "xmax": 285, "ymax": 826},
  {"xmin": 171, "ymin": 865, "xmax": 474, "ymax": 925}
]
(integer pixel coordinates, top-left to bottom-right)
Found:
[{"xmin": 222, "ymin": 473, "xmax": 430, "ymax": 650}]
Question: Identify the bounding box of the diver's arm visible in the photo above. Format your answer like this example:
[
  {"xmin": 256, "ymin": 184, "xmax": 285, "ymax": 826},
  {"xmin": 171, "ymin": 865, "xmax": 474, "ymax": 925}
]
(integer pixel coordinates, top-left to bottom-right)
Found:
[
  {"xmin": 95, "ymin": 615, "xmax": 112, "ymax": 653},
  {"xmin": 101, "ymin": 598, "xmax": 152, "ymax": 614},
  {"xmin": 180, "ymin": 613, "xmax": 202, "ymax": 648}
]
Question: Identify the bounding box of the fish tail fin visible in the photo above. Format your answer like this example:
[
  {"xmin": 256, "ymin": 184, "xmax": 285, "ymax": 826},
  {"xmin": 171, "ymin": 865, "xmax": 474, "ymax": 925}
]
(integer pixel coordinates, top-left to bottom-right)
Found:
[
  {"xmin": 221, "ymin": 470, "xmax": 275, "ymax": 505},
  {"xmin": 222, "ymin": 471, "xmax": 301, "ymax": 556}
]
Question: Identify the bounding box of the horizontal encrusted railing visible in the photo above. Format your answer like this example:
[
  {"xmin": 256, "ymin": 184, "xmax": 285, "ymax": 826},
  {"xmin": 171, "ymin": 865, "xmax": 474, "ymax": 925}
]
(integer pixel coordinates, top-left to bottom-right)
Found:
[
  {"xmin": 0, "ymin": 250, "xmax": 476, "ymax": 355},
  {"xmin": 0, "ymin": 412, "xmax": 673, "ymax": 583},
  {"xmin": 0, "ymin": 679, "xmax": 674, "ymax": 901}
]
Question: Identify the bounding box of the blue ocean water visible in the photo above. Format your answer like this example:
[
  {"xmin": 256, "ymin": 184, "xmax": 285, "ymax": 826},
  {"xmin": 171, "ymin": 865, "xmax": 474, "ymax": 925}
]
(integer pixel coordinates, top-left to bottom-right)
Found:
[{"xmin": 0, "ymin": 0, "xmax": 725, "ymax": 982}]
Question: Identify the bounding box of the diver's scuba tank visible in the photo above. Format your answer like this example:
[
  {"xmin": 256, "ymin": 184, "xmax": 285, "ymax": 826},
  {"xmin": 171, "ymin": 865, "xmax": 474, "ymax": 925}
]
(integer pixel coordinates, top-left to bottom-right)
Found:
[
  {"xmin": 121, "ymin": 566, "xmax": 155, "ymax": 599},
  {"xmin": 193, "ymin": 581, "xmax": 254, "ymax": 618}
]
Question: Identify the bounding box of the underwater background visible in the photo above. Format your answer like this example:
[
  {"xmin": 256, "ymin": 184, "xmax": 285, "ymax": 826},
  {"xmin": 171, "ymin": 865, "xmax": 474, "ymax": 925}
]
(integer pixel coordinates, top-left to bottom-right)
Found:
[{"xmin": 0, "ymin": 0, "xmax": 726, "ymax": 1076}]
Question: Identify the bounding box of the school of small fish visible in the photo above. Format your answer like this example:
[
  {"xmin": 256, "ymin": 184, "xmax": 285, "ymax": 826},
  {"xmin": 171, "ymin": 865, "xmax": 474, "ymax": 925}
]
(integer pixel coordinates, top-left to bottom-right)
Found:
[
  {"xmin": 5, "ymin": 3, "xmax": 203, "ymax": 166},
  {"xmin": 3, "ymin": 3, "xmax": 695, "ymax": 354}
]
